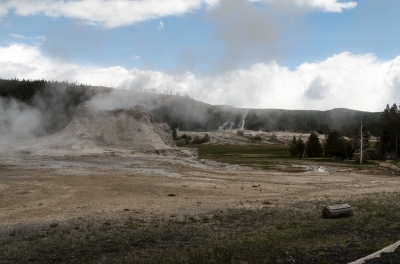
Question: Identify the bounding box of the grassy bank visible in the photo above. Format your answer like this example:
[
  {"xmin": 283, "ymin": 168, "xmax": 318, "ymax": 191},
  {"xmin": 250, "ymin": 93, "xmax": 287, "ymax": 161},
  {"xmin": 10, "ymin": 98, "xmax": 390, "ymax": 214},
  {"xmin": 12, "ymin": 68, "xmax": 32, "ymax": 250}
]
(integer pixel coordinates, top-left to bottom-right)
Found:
[{"xmin": 1, "ymin": 192, "xmax": 399, "ymax": 263}]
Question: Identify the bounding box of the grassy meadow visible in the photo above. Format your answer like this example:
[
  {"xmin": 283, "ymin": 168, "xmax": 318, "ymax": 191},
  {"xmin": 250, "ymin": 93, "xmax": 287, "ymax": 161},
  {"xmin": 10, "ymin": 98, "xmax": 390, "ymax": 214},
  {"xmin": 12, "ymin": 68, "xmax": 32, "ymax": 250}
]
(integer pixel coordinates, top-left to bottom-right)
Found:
[
  {"xmin": 184, "ymin": 143, "xmax": 378, "ymax": 172},
  {"xmin": 1, "ymin": 192, "xmax": 400, "ymax": 263}
]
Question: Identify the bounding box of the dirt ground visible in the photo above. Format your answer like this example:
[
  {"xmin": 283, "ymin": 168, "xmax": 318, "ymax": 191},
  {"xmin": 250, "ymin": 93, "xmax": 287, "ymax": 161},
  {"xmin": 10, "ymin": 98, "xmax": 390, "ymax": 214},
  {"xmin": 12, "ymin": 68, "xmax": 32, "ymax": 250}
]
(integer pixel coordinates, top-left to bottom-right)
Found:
[{"xmin": 0, "ymin": 148, "xmax": 399, "ymax": 232}]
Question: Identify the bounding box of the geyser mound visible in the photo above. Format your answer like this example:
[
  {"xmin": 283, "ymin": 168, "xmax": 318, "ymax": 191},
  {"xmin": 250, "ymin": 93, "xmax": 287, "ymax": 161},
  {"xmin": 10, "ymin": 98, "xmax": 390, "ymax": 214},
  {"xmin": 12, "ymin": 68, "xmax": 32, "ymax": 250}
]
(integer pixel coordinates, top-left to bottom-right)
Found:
[
  {"xmin": 30, "ymin": 102, "xmax": 177, "ymax": 154},
  {"xmin": 65, "ymin": 102, "xmax": 175, "ymax": 150}
]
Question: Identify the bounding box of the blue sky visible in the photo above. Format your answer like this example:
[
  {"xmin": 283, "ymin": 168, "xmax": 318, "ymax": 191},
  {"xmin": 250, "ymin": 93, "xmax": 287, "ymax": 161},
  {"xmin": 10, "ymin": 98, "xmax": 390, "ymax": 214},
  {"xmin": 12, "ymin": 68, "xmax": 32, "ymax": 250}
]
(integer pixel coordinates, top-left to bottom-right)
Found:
[{"xmin": 1, "ymin": 0, "xmax": 400, "ymax": 111}]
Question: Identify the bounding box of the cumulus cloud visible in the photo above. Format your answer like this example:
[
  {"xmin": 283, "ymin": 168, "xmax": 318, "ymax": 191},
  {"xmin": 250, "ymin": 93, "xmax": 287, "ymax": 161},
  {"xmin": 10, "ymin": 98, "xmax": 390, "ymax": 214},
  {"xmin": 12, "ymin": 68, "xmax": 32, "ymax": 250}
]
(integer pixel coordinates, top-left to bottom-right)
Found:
[
  {"xmin": 0, "ymin": 0, "xmax": 208, "ymax": 28},
  {"xmin": 0, "ymin": 0, "xmax": 357, "ymax": 28},
  {"xmin": 1, "ymin": 43, "xmax": 398, "ymax": 112},
  {"xmin": 305, "ymin": 77, "xmax": 330, "ymax": 100}
]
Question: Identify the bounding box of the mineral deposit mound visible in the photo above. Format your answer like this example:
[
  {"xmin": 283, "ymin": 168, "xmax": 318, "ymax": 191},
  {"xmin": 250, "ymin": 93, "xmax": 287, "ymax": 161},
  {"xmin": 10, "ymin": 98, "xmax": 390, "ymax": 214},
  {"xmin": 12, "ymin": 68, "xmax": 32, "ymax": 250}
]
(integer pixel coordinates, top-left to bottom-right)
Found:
[{"xmin": 35, "ymin": 101, "xmax": 176, "ymax": 153}]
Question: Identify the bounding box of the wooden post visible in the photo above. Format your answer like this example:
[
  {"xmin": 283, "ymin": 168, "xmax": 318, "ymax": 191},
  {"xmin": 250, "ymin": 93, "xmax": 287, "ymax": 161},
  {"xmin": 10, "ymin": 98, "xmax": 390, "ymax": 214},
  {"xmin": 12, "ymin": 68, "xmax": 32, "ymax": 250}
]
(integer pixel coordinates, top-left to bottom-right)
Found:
[
  {"xmin": 303, "ymin": 143, "xmax": 307, "ymax": 159},
  {"xmin": 360, "ymin": 117, "xmax": 363, "ymax": 164}
]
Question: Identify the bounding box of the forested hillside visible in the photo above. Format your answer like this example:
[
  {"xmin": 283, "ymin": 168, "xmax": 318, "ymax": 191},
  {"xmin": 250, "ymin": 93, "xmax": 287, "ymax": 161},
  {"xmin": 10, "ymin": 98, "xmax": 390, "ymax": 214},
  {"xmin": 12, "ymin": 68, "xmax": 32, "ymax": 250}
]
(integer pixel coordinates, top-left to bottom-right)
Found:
[
  {"xmin": 0, "ymin": 78, "xmax": 380, "ymax": 138},
  {"xmin": 0, "ymin": 78, "xmax": 111, "ymax": 136}
]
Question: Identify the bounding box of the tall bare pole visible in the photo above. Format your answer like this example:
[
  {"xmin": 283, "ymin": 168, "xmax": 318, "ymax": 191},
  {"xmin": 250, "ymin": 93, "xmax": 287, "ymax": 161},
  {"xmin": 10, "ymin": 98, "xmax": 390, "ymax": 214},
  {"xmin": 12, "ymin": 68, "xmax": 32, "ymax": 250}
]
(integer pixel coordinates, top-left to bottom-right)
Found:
[{"xmin": 360, "ymin": 117, "xmax": 363, "ymax": 164}]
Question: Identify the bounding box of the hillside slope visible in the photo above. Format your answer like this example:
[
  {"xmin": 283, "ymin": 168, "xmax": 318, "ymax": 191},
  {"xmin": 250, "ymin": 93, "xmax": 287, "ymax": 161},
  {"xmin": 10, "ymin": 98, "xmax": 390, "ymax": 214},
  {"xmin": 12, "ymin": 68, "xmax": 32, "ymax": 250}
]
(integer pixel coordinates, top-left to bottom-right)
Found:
[{"xmin": 0, "ymin": 78, "xmax": 381, "ymax": 137}]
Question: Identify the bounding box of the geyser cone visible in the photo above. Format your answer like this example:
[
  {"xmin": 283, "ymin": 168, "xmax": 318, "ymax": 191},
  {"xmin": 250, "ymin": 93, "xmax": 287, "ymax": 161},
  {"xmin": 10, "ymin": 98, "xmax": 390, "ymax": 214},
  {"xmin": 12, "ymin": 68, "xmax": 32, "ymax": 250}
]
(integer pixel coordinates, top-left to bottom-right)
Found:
[{"xmin": 33, "ymin": 102, "xmax": 176, "ymax": 153}]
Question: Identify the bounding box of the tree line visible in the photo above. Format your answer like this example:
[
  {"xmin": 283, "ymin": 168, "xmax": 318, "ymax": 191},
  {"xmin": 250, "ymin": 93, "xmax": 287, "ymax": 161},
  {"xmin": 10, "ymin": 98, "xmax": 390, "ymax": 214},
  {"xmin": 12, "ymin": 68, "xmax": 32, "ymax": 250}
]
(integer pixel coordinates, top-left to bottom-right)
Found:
[
  {"xmin": 1, "ymin": 78, "xmax": 396, "ymax": 161},
  {"xmin": 0, "ymin": 78, "xmax": 111, "ymax": 136},
  {"xmin": 289, "ymin": 128, "xmax": 370, "ymax": 160},
  {"xmin": 290, "ymin": 102, "xmax": 400, "ymax": 161},
  {"xmin": 1, "ymin": 78, "xmax": 381, "ymax": 136},
  {"xmin": 376, "ymin": 104, "xmax": 400, "ymax": 159}
]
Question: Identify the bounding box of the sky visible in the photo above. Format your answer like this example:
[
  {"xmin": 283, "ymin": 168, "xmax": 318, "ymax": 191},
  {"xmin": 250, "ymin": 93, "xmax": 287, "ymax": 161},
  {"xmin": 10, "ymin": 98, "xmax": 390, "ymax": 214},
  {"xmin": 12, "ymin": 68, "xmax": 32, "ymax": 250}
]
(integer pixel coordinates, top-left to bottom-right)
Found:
[{"xmin": 1, "ymin": 0, "xmax": 400, "ymax": 112}]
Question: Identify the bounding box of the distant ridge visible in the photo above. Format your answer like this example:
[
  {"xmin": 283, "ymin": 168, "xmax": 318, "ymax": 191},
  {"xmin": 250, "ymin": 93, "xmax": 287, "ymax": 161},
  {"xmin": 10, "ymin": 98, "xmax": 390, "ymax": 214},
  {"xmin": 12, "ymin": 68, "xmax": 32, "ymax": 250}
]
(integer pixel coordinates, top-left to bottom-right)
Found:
[{"xmin": 0, "ymin": 78, "xmax": 381, "ymax": 136}]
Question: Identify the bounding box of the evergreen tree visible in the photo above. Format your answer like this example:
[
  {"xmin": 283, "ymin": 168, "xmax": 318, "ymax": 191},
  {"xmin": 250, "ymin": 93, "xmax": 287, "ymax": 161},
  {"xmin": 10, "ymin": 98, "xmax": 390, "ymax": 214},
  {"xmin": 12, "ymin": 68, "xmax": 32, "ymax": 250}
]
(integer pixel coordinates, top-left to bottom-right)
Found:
[
  {"xmin": 378, "ymin": 104, "xmax": 400, "ymax": 157},
  {"xmin": 322, "ymin": 130, "xmax": 354, "ymax": 159},
  {"xmin": 201, "ymin": 134, "xmax": 210, "ymax": 143},
  {"xmin": 296, "ymin": 137, "xmax": 305, "ymax": 157},
  {"xmin": 193, "ymin": 135, "xmax": 201, "ymax": 144},
  {"xmin": 289, "ymin": 136, "xmax": 297, "ymax": 156},
  {"xmin": 289, "ymin": 136, "xmax": 305, "ymax": 157},
  {"xmin": 306, "ymin": 132, "xmax": 323, "ymax": 157}
]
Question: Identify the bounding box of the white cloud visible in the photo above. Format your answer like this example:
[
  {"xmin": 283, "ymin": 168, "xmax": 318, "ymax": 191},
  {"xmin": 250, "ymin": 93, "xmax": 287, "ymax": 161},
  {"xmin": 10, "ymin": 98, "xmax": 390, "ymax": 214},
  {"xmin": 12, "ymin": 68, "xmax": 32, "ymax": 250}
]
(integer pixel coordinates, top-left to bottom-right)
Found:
[
  {"xmin": 256, "ymin": 0, "xmax": 357, "ymax": 13},
  {"xmin": 298, "ymin": 0, "xmax": 357, "ymax": 12},
  {"xmin": 157, "ymin": 21, "xmax": 164, "ymax": 30},
  {"xmin": 130, "ymin": 54, "xmax": 141, "ymax": 60},
  {"xmin": 0, "ymin": 44, "xmax": 87, "ymax": 80},
  {"xmin": 0, "ymin": 0, "xmax": 208, "ymax": 28},
  {"xmin": 9, "ymin": 34, "xmax": 46, "ymax": 43},
  {"xmin": 1, "ymin": 43, "xmax": 398, "ymax": 112},
  {"xmin": 0, "ymin": 0, "xmax": 357, "ymax": 28},
  {"xmin": 10, "ymin": 33, "xmax": 25, "ymax": 39}
]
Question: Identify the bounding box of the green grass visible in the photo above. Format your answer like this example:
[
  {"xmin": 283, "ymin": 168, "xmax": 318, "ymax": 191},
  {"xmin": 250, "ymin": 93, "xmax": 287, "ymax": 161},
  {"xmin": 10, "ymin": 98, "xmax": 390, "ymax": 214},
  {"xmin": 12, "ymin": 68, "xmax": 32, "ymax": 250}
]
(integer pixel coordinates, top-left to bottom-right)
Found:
[
  {"xmin": 1, "ymin": 192, "xmax": 399, "ymax": 263},
  {"xmin": 187, "ymin": 143, "xmax": 290, "ymax": 158},
  {"xmin": 184, "ymin": 144, "xmax": 306, "ymax": 172},
  {"xmin": 183, "ymin": 143, "xmax": 379, "ymax": 172}
]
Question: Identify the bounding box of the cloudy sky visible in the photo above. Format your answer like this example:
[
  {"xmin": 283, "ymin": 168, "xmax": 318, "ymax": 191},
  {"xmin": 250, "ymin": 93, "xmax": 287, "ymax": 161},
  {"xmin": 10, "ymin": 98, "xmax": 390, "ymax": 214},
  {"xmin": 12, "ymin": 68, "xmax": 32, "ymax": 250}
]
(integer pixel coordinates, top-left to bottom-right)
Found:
[{"xmin": 1, "ymin": 0, "xmax": 399, "ymax": 111}]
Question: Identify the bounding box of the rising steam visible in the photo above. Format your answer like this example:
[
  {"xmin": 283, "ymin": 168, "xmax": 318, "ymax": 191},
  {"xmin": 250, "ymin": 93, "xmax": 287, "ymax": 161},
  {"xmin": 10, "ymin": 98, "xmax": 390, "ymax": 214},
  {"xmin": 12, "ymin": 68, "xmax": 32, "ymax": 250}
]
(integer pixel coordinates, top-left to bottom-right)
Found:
[{"xmin": 237, "ymin": 111, "xmax": 247, "ymax": 130}]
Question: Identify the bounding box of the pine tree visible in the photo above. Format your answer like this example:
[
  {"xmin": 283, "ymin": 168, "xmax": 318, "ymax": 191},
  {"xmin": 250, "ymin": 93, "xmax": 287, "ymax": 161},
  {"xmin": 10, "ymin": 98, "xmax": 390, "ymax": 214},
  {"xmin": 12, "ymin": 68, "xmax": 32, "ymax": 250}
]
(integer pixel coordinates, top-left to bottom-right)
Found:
[
  {"xmin": 323, "ymin": 130, "xmax": 351, "ymax": 158},
  {"xmin": 193, "ymin": 135, "xmax": 201, "ymax": 144},
  {"xmin": 296, "ymin": 137, "xmax": 305, "ymax": 156},
  {"xmin": 306, "ymin": 132, "xmax": 323, "ymax": 157},
  {"xmin": 378, "ymin": 104, "xmax": 400, "ymax": 157}
]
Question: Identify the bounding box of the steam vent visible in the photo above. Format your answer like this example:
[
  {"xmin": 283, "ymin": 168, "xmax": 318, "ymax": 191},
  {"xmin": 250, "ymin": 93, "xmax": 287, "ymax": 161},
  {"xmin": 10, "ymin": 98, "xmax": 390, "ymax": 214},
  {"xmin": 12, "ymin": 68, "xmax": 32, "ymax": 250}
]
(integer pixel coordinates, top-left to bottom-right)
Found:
[{"xmin": 47, "ymin": 102, "xmax": 176, "ymax": 151}]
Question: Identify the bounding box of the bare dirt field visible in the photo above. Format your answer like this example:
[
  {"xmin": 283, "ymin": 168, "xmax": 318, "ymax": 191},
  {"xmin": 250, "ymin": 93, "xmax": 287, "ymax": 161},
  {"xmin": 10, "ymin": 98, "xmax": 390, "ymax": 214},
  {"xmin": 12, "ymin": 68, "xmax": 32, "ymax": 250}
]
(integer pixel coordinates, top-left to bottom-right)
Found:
[
  {"xmin": 1, "ymin": 150, "xmax": 399, "ymax": 230},
  {"xmin": 1, "ymin": 146, "xmax": 400, "ymax": 263}
]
